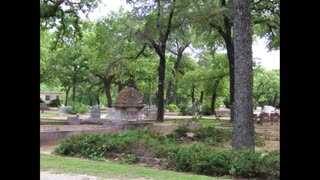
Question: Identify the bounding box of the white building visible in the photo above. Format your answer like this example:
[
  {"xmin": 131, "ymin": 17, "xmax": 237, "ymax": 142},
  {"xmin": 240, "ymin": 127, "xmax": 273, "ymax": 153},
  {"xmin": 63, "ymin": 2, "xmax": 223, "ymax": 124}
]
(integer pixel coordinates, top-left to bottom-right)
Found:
[{"xmin": 40, "ymin": 91, "xmax": 62, "ymax": 104}]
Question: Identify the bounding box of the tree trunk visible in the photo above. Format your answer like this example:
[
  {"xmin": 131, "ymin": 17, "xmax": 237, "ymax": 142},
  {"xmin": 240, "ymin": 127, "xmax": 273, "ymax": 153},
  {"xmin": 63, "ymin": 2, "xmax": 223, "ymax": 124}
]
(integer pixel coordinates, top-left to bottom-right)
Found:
[
  {"xmin": 166, "ymin": 81, "xmax": 174, "ymax": 105},
  {"xmin": 72, "ymin": 75, "xmax": 77, "ymax": 102},
  {"xmin": 148, "ymin": 94, "xmax": 152, "ymax": 107},
  {"xmin": 96, "ymin": 95, "xmax": 100, "ymax": 105},
  {"xmin": 157, "ymin": 56, "xmax": 165, "ymax": 122},
  {"xmin": 199, "ymin": 91, "xmax": 204, "ymax": 104},
  {"xmin": 232, "ymin": 0, "xmax": 255, "ymax": 150},
  {"xmin": 65, "ymin": 86, "xmax": 70, "ymax": 106},
  {"xmin": 191, "ymin": 84, "xmax": 195, "ymax": 104},
  {"xmin": 173, "ymin": 84, "xmax": 177, "ymax": 104},
  {"xmin": 103, "ymin": 77, "xmax": 113, "ymax": 108},
  {"xmin": 272, "ymin": 93, "xmax": 278, "ymax": 108},
  {"xmin": 210, "ymin": 80, "xmax": 220, "ymax": 115}
]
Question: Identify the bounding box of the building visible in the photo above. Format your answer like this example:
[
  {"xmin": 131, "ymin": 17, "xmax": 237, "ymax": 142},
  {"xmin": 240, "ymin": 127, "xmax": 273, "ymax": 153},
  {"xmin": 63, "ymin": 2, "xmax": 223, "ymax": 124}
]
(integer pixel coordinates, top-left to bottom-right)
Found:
[{"xmin": 40, "ymin": 91, "xmax": 62, "ymax": 104}]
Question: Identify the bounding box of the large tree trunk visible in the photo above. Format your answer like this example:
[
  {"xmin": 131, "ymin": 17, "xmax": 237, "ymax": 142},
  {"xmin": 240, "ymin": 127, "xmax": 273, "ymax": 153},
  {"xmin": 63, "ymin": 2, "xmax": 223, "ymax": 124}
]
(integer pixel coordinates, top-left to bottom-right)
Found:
[
  {"xmin": 65, "ymin": 86, "xmax": 70, "ymax": 106},
  {"xmin": 157, "ymin": 56, "xmax": 166, "ymax": 122},
  {"xmin": 232, "ymin": 0, "xmax": 255, "ymax": 150}
]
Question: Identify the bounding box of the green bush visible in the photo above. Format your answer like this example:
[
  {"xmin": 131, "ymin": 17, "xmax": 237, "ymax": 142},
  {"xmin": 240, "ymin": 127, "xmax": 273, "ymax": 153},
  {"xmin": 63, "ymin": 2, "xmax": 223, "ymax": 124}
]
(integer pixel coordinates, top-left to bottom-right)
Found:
[
  {"xmin": 166, "ymin": 125, "xmax": 191, "ymax": 141},
  {"xmin": 54, "ymin": 129, "xmax": 279, "ymax": 179},
  {"xmin": 70, "ymin": 102, "xmax": 89, "ymax": 114},
  {"xmin": 200, "ymin": 103, "xmax": 212, "ymax": 115},
  {"xmin": 168, "ymin": 104, "xmax": 178, "ymax": 112},
  {"xmin": 254, "ymin": 134, "xmax": 266, "ymax": 147},
  {"xmin": 49, "ymin": 99, "xmax": 61, "ymax": 107},
  {"xmin": 120, "ymin": 153, "xmax": 139, "ymax": 164},
  {"xmin": 194, "ymin": 126, "xmax": 233, "ymax": 146}
]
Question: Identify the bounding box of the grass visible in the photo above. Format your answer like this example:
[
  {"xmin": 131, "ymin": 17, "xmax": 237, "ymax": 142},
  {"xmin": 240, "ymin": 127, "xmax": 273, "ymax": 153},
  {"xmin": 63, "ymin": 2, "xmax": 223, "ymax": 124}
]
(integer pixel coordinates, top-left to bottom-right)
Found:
[
  {"xmin": 158, "ymin": 119, "xmax": 229, "ymax": 127},
  {"xmin": 40, "ymin": 111, "xmax": 58, "ymax": 116},
  {"xmin": 40, "ymin": 154, "xmax": 228, "ymax": 180},
  {"xmin": 41, "ymin": 119, "xmax": 66, "ymax": 123}
]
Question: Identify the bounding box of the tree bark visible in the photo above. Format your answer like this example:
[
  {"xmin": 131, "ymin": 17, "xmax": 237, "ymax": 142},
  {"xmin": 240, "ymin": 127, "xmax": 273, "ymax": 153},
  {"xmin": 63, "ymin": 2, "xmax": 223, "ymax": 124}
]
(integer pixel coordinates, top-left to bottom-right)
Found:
[
  {"xmin": 272, "ymin": 93, "xmax": 278, "ymax": 108},
  {"xmin": 210, "ymin": 79, "xmax": 220, "ymax": 115},
  {"xmin": 199, "ymin": 91, "xmax": 204, "ymax": 104},
  {"xmin": 232, "ymin": 0, "xmax": 255, "ymax": 150},
  {"xmin": 157, "ymin": 55, "xmax": 166, "ymax": 121},
  {"xmin": 95, "ymin": 95, "xmax": 100, "ymax": 105},
  {"xmin": 65, "ymin": 86, "xmax": 70, "ymax": 106},
  {"xmin": 103, "ymin": 77, "xmax": 113, "ymax": 108}
]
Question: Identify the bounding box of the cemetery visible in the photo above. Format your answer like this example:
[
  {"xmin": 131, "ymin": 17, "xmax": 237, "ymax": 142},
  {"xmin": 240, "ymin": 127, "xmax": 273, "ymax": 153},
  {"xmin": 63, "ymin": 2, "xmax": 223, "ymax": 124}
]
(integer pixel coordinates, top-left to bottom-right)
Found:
[{"xmin": 40, "ymin": 0, "xmax": 280, "ymax": 179}]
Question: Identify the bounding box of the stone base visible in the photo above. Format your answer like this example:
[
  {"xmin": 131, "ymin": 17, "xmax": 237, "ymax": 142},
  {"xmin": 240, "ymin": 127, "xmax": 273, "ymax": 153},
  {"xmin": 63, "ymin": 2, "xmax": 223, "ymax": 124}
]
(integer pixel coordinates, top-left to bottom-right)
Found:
[{"xmin": 102, "ymin": 122, "xmax": 153, "ymax": 130}]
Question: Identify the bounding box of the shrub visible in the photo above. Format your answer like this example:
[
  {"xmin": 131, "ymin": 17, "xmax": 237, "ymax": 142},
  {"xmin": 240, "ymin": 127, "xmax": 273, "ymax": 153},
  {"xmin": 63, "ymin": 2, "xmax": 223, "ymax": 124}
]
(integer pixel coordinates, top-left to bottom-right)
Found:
[
  {"xmin": 168, "ymin": 104, "xmax": 178, "ymax": 112},
  {"xmin": 70, "ymin": 102, "xmax": 89, "ymax": 114},
  {"xmin": 254, "ymin": 134, "xmax": 266, "ymax": 147},
  {"xmin": 194, "ymin": 126, "xmax": 233, "ymax": 145},
  {"xmin": 120, "ymin": 153, "xmax": 139, "ymax": 164},
  {"xmin": 166, "ymin": 125, "xmax": 191, "ymax": 141},
  {"xmin": 200, "ymin": 103, "xmax": 212, "ymax": 115},
  {"xmin": 49, "ymin": 99, "xmax": 61, "ymax": 107}
]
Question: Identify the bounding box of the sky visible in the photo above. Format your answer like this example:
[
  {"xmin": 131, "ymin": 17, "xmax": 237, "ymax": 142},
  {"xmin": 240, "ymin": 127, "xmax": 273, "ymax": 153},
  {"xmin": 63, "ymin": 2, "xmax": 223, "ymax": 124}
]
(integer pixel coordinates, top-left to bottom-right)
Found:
[{"xmin": 87, "ymin": 0, "xmax": 279, "ymax": 70}]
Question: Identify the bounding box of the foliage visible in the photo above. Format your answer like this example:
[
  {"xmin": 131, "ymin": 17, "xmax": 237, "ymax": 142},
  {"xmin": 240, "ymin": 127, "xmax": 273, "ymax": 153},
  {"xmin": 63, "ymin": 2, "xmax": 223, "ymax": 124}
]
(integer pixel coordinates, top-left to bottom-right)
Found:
[
  {"xmin": 49, "ymin": 99, "xmax": 61, "ymax": 107},
  {"xmin": 70, "ymin": 102, "xmax": 90, "ymax": 114},
  {"xmin": 168, "ymin": 104, "xmax": 178, "ymax": 112},
  {"xmin": 200, "ymin": 103, "xmax": 212, "ymax": 115},
  {"xmin": 54, "ymin": 129, "xmax": 279, "ymax": 178},
  {"xmin": 194, "ymin": 126, "xmax": 232, "ymax": 146}
]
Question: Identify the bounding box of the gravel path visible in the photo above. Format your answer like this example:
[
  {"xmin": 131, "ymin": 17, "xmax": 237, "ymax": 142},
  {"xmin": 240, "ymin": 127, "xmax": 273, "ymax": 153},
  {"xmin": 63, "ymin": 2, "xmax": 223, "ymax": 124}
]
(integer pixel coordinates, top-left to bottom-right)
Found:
[{"xmin": 41, "ymin": 171, "xmax": 100, "ymax": 180}]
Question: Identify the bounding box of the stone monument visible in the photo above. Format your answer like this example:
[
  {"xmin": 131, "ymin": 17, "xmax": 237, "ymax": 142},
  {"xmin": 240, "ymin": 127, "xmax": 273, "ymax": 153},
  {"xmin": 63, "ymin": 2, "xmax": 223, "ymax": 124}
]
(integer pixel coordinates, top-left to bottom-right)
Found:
[{"xmin": 104, "ymin": 88, "xmax": 151, "ymax": 129}]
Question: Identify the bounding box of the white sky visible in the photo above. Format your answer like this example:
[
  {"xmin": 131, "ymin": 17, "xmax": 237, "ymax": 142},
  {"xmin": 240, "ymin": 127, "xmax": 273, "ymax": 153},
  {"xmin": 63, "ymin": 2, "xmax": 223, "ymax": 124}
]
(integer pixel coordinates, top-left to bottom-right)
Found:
[{"xmin": 87, "ymin": 0, "xmax": 279, "ymax": 70}]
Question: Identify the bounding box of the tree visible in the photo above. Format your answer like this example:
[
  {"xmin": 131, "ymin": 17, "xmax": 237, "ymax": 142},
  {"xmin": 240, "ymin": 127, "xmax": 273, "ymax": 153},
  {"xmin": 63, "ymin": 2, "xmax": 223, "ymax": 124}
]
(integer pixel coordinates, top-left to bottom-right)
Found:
[
  {"xmin": 253, "ymin": 67, "xmax": 280, "ymax": 108},
  {"xmin": 232, "ymin": 0, "xmax": 255, "ymax": 150},
  {"xmin": 40, "ymin": 0, "xmax": 100, "ymax": 44},
  {"xmin": 128, "ymin": 0, "xmax": 178, "ymax": 122}
]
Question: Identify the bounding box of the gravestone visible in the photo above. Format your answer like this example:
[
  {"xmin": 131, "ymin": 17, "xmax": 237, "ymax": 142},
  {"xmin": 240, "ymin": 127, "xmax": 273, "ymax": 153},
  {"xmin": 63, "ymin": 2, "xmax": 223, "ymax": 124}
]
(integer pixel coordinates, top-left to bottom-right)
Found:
[
  {"xmin": 147, "ymin": 107, "xmax": 158, "ymax": 120},
  {"xmin": 107, "ymin": 108, "xmax": 115, "ymax": 118},
  {"xmin": 112, "ymin": 88, "xmax": 145, "ymax": 123},
  {"xmin": 58, "ymin": 106, "xmax": 71, "ymax": 114},
  {"xmin": 90, "ymin": 105, "xmax": 101, "ymax": 119},
  {"xmin": 104, "ymin": 88, "xmax": 152, "ymax": 129},
  {"xmin": 67, "ymin": 116, "xmax": 80, "ymax": 125},
  {"xmin": 259, "ymin": 112, "xmax": 270, "ymax": 123},
  {"xmin": 40, "ymin": 103, "xmax": 47, "ymax": 113},
  {"xmin": 270, "ymin": 112, "xmax": 280, "ymax": 123}
]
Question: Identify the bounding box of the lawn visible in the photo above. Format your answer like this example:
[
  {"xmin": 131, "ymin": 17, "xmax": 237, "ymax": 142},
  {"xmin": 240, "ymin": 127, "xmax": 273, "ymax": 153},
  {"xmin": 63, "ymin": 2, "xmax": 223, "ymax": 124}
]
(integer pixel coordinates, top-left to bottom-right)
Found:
[
  {"xmin": 41, "ymin": 154, "xmax": 228, "ymax": 180},
  {"xmin": 158, "ymin": 119, "xmax": 229, "ymax": 127}
]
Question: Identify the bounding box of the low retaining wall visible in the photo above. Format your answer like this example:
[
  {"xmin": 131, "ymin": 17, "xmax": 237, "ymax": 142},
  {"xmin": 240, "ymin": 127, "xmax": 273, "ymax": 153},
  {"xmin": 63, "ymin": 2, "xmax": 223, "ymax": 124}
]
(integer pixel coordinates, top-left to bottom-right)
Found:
[{"xmin": 40, "ymin": 123, "xmax": 202, "ymax": 145}]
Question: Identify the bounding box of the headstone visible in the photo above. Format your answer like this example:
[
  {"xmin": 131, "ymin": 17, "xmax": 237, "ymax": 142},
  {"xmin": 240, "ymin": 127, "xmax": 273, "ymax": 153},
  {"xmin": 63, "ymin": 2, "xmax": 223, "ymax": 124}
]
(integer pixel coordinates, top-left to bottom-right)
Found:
[
  {"xmin": 259, "ymin": 112, "xmax": 270, "ymax": 123},
  {"xmin": 107, "ymin": 108, "xmax": 115, "ymax": 118},
  {"xmin": 112, "ymin": 88, "xmax": 144, "ymax": 123},
  {"xmin": 40, "ymin": 103, "xmax": 48, "ymax": 110},
  {"xmin": 270, "ymin": 112, "xmax": 280, "ymax": 123},
  {"xmin": 67, "ymin": 116, "xmax": 80, "ymax": 125},
  {"xmin": 90, "ymin": 105, "xmax": 101, "ymax": 119},
  {"xmin": 147, "ymin": 108, "xmax": 158, "ymax": 120},
  {"xmin": 58, "ymin": 106, "xmax": 71, "ymax": 114}
]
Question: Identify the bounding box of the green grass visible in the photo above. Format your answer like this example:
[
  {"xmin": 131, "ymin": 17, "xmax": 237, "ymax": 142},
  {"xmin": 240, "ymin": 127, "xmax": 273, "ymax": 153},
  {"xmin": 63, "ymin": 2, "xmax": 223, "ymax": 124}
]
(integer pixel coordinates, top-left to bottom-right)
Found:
[
  {"xmin": 41, "ymin": 119, "xmax": 65, "ymax": 123},
  {"xmin": 40, "ymin": 111, "xmax": 58, "ymax": 116},
  {"xmin": 41, "ymin": 154, "xmax": 229, "ymax": 180},
  {"xmin": 158, "ymin": 119, "xmax": 228, "ymax": 127}
]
